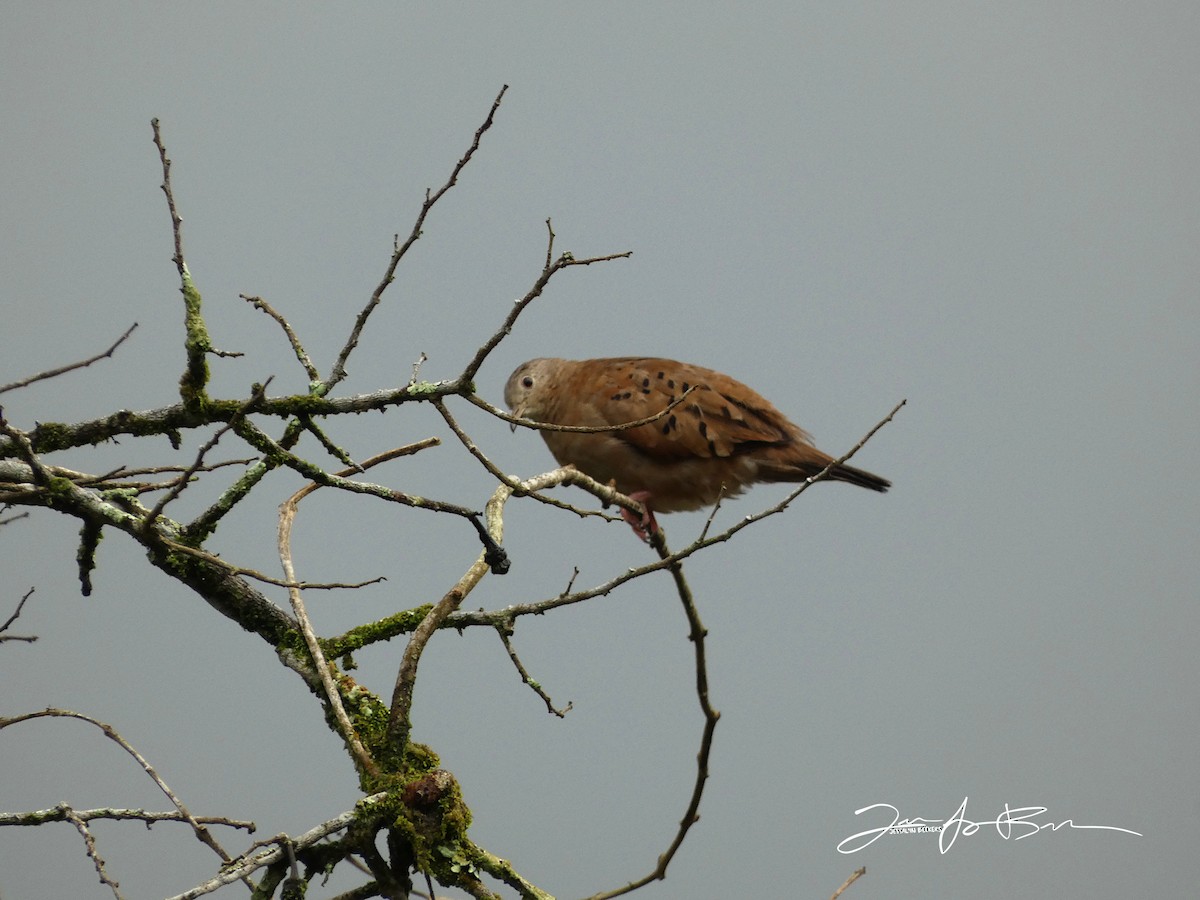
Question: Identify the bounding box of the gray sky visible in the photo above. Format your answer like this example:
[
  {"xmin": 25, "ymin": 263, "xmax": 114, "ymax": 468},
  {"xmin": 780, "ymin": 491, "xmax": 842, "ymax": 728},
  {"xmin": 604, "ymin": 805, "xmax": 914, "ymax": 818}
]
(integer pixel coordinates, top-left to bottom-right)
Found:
[{"xmin": 2, "ymin": 4, "xmax": 1197, "ymax": 898}]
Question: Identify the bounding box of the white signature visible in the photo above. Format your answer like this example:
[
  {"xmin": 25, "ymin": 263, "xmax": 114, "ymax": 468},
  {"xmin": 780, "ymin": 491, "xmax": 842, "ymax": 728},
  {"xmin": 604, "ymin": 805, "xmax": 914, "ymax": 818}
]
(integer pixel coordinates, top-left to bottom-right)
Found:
[{"xmin": 837, "ymin": 797, "xmax": 1142, "ymax": 854}]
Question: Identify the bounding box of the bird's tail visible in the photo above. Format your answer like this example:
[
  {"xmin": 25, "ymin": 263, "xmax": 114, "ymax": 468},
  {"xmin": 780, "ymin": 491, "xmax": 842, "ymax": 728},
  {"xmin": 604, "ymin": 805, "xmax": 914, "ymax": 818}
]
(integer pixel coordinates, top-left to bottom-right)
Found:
[
  {"xmin": 827, "ymin": 463, "xmax": 891, "ymax": 493},
  {"xmin": 760, "ymin": 457, "xmax": 891, "ymax": 493}
]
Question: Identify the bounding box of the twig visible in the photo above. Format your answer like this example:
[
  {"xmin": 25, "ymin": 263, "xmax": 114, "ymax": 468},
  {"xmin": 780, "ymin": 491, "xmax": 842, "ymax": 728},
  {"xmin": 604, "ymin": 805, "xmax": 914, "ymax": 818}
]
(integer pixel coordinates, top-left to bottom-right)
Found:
[
  {"xmin": 62, "ymin": 804, "xmax": 124, "ymax": 899},
  {"xmin": 241, "ymin": 294, "xmax": 320, "ymax": 382},
  {"xmin": 151, "ymin": 119, "xmax": 185, "ymax": 275},
  {"xmin": 0, "ymin": 416, "xmax": 52, "ymax": 485},
  {"xmin": 327, "ymin": 86, "xmax": 510, "ymax": 390},
  {"xmin": 409, "ymin": 352, "xmax": 429, "ymax": 386},
  {"xmin": 0, "ymin": 509, "xmax": 31, "ymax": 527},
  {"xmin": 301, "ymin": 415, "xmax": 362, "ymax": 471},
  {"xmin": 433, "ymin": 398, "xmax": 617, "ymax": 522},
  {"xmin": 542, "ymin": 218, "xmax": 556, "ymax": 270},
  {"xmin": 0, "ymin": 323, "xmax": 138, "ymax": 394},
  {"xmin": 0, "ymin": 586, "xmax": 37, "ymax": 643},
  {"xmin": 51, "ymin": 458, "xmax": 256, "ymax": 487},
  {"xmin": 157, "ymin": 540, "xmax": 387, "ymax": 590},
  {"xmin": 830, "ymin": 867, "xmax": 867, "ymax": 900},
  {"xmin": 152, "ymin": 118, "xmax": 221, "ymax": 403},
  {"xmin": 495, "ymin": 621, "xmax": 572, "ymax": 717},
  {"xmin": 457, "ymin": 248, "xmax": 632, "ymax": 386}
]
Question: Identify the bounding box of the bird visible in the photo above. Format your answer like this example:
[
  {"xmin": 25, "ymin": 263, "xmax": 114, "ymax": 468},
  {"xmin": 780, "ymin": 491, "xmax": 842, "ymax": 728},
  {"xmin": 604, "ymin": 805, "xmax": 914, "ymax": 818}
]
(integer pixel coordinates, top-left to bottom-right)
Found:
[{"xmin": 504, "ymin": 356, "xmax": 889, "ymax": 538}]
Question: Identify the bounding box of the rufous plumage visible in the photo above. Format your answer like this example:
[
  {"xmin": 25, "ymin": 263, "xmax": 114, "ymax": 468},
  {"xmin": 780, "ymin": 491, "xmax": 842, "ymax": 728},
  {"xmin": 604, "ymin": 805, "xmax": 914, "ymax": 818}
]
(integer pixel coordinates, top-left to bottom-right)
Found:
[{"xmin": 504, "ymin": 357, "xmax": 889, "ymax": 536}]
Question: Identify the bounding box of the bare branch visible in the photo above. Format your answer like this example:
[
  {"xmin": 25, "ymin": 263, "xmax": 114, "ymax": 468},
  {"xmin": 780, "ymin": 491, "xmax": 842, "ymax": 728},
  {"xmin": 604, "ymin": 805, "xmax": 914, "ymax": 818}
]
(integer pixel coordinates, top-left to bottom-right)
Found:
[
  {"xmin": 157, "ymin": 539, "xmax": 388, "ymax": 590},
  {"xmin": 142, "ymin": 379, "xmax": 273, "ymax": 532},
  {"xmin": 830, "ymin": 867, "xmax": 867, "ymax": 900},
  {"xmin": 433, "ymin": 398, "xmax": 618, "ymax": 522},
  {"xmin": 386, "ymin": 472, "xmax": 512, "ymax": 749},
  {"xmin": 232, "ymin": 420, "xmax": 456, "ymax": 511},
  {"xmin": 242, "ymin": 294, "xmax": 320, "ymax": 382},
  {"xmin": 446, "ymin": 400, "xmax": 907, "ymax": 629},
  {"xmin": 62, "ymin": 803, "xmax": 124, "ymax": 900},
  {"xmin": 279, "ymin": 476, "xmax": 382, "ymax": 778},
  {"xmin": 495, "ymin": 621, "xmax": 572, "ymax": 717},
  {"xmin": 0, "ymin": 508, "xmax": 30, "ymax": 526},
  {"xmin": 0, "ymin": 586, "xmax": 37, "ymax": 643},
  {"xmin": 151, "ymin": 118, "xmax": 185, "ymax": 275},
  {"xmin": 457, "ymin": 248, "xmax": 632, "ymax": 386},
  {"xmin": 152, "ymin": 118, "xmax": 219, "ymax": 404},
  {"xmin": 0, "ymin": 806, "xmax": 254, "ymax": 830},
  {"xmin": 0, "ymin": 709, "xmax": 242, "ymax": 870},
  {"xmin": 327, "ymin": 85, "xmax": 510, "ymax": 389},
  {"xmin": 4, "ymin": 381, "xmax": 464, "ymax": 458},
  {"xmin": 0, "ymin": 323, "xmax": 139, "ymax": 395},
  {"xmin": 165, "ymin": 792, "xmax": 389, "ymax": 900}
]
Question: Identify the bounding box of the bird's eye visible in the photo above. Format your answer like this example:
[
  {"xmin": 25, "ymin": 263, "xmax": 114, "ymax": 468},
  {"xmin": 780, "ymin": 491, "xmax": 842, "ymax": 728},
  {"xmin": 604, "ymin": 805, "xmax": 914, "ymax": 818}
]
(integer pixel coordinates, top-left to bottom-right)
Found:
[{"xmin": 522, "ymin": 376, "xmax": 534, "ymax": 388}]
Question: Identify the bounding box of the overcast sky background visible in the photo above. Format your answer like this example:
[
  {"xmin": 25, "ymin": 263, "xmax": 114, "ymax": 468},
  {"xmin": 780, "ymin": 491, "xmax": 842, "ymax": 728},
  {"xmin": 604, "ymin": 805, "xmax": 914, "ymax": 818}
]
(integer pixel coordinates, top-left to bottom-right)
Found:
[{"xmin": 2, "ymin": 5, "xmax": 1197, "ymax": 899}]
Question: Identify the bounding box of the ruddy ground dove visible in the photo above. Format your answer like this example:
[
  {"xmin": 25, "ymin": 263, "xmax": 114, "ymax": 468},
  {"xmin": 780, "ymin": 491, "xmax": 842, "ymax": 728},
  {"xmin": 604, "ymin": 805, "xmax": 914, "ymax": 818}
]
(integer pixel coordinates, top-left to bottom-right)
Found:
[{"xmin": 504, "ymin": 357, "xmax": 889, "ymax": 536}]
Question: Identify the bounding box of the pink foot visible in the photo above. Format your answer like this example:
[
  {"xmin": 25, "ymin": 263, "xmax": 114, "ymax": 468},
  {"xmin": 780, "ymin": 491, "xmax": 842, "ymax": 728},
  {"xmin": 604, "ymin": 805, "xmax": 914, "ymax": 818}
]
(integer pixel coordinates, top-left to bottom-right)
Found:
[{"xmin": 620, "ymin": 490, "xmax": 659, "ymax": 542}]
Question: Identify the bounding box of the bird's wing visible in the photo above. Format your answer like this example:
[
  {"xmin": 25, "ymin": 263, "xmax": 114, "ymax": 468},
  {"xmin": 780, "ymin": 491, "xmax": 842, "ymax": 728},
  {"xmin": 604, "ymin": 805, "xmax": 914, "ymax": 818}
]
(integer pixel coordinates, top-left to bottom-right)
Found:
[{"xmin": 570, "ymin": 358, "xmax": 807, "ymax": 461}]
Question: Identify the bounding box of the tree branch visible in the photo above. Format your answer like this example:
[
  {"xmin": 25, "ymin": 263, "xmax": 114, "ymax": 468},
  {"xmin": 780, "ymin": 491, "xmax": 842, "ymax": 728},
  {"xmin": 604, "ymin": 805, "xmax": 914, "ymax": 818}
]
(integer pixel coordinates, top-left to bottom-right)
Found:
[
  {"xmin": 0, "ymin": 323, "xmax": 138, "ymax": 395},
  {"xmin": 164, "ymin": 793, "xmax": 390, "ymax": 900},
  {"xmin": 0, "ymin": 709, "xmax": 245, "ymax": 871},
  {"xmin": 327, "ymin": 85, "xmax": 510, "ymax": 390},
  {"xmin": 0, "ymin": 586, "xmax": 37, "ymax": 643}
]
